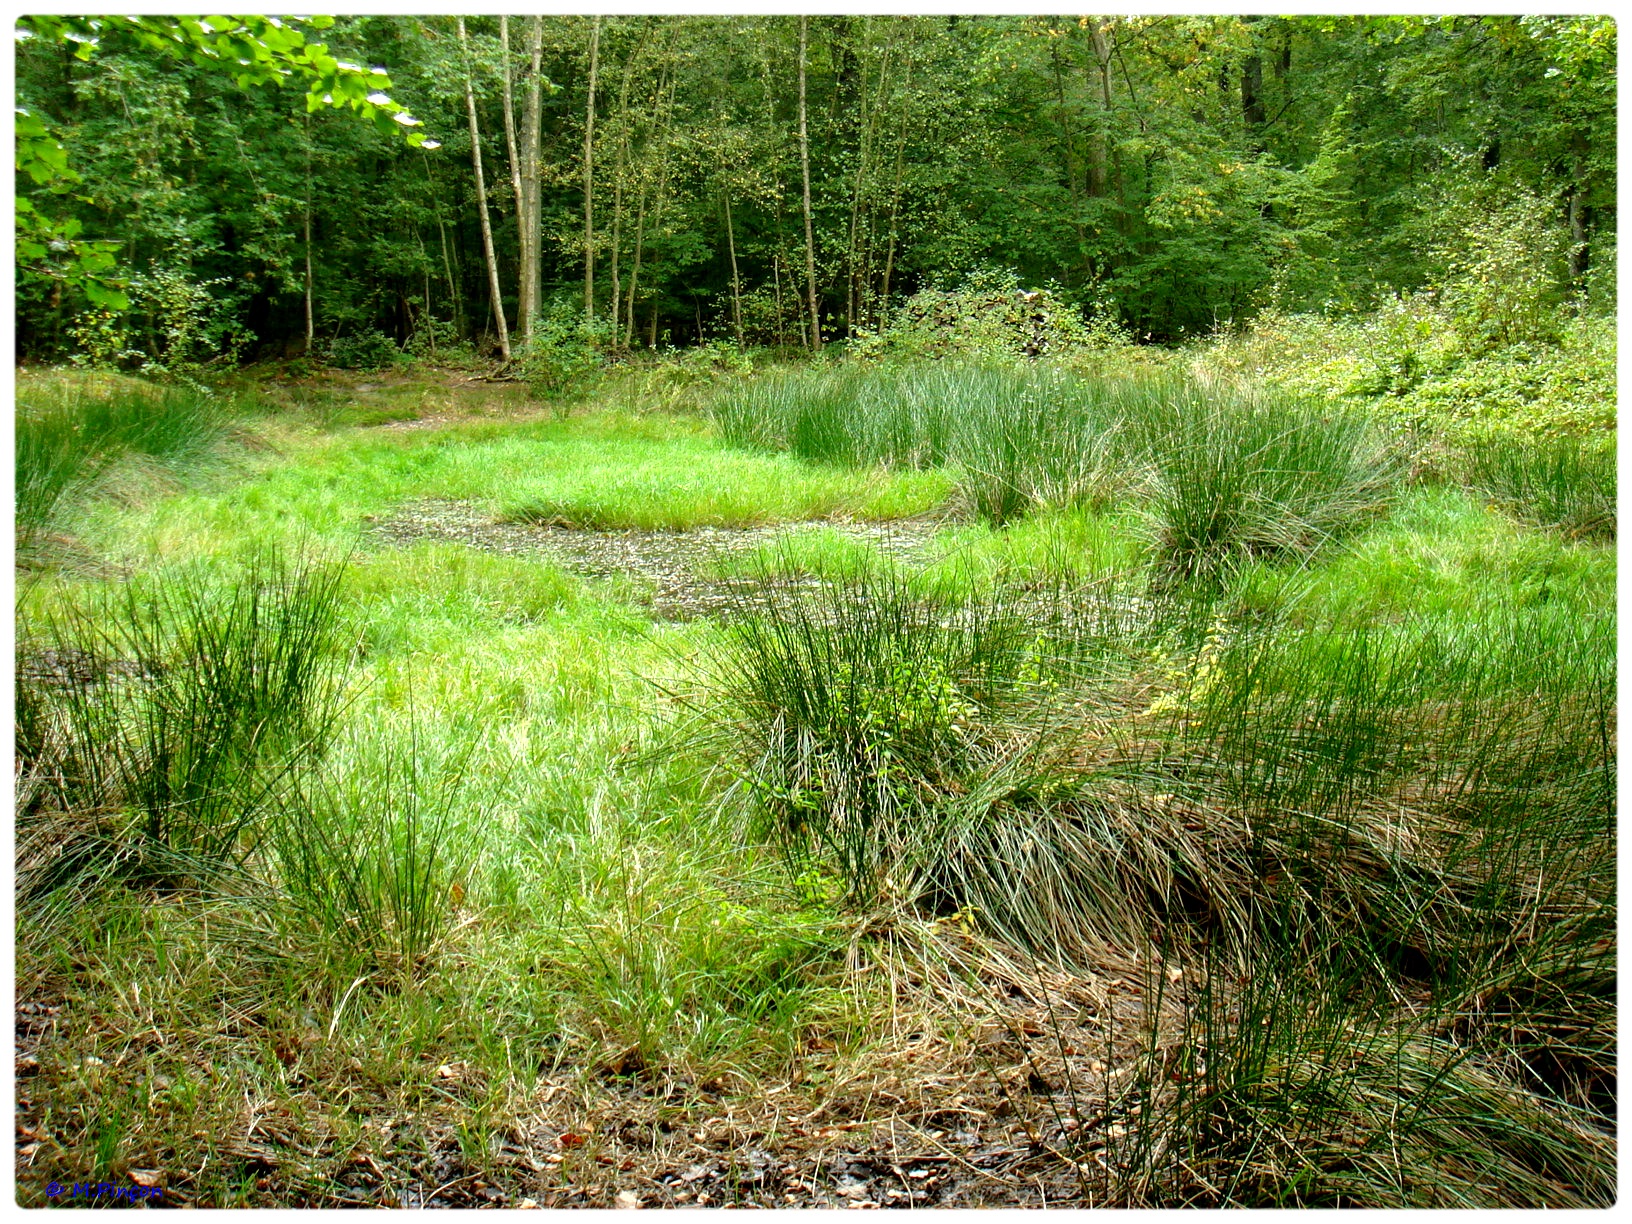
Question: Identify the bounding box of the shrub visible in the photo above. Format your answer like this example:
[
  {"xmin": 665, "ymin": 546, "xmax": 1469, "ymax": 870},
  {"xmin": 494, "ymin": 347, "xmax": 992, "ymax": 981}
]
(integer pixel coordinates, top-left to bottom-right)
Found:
[
  {"xmin": 68, "ymin": 264, "xmax": 254, "ymax": 378},
  {"xmin": 324, "ymin": 329, "xmax": 404, "ymax": 370},
  {"xmin": 853, "ymin": 267, "xmax": 1140, "ymax": 367},
  {"xmin": 515, "ymin": 301, "xmax": 611, "ymax": 399}
]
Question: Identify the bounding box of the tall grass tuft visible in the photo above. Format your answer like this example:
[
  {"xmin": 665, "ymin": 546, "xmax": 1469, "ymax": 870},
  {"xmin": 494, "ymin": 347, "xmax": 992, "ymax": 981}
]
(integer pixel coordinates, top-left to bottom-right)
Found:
[
  {"xmin": 15, "ymin": 380, "xmax": 232, "ymax": 555},
  {"xmin": 16, "ymin": 546, "xmax": 350, "ymax": 909},
  {"xmin": 1089, "ymin": 951, "xmax": 1616, "ymax": 1207},
  {"xmin": 268, "ymin": 726, "xmax": 473, "ymax": 983},
  {"xmin": 1125, "ymin": 378, "xmax": 1403, "ymax": 577},
  {"xmin": 1459, "ymin": 432, "xmax": 1615, "ymax": 540},
  {"xmin": 695, "ymin": 555, "xmax": 1236, "ymax": 959},
  {"xmin": 1066, "ymin": 596, "xmax": 1617, "ymax": 1206}
]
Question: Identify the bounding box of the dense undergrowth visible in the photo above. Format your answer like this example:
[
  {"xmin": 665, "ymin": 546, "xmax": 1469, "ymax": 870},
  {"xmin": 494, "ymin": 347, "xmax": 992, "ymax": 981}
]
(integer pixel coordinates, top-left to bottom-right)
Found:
[{"xmin": 13, "ymin": 305, "xmax": 1616, "ymax": 1206}]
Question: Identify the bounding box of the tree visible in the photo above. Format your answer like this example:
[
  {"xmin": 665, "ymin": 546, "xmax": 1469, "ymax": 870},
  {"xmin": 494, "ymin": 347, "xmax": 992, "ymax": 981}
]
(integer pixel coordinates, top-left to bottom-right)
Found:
[
  {"xmin": 458, "ymin": 16, "xmax": 510, "ymax": 360},
  {"xmin": 15, "ymin": 14, "xmax": 430, "ymax": 316}
]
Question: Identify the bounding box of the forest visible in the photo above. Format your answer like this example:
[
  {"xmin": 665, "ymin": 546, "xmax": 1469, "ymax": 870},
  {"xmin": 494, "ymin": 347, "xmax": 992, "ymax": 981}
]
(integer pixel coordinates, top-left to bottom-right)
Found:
[{"xmin": 13, "ymin": 12, "xmax": 1618, "ymax": 1209}]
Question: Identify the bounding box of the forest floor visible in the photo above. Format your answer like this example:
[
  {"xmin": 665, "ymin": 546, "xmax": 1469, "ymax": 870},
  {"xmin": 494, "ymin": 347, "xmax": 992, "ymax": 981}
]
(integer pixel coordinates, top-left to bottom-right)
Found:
[{"xmin": 13, "ymin": 364, "xmax": 1616, "ymax": 1207}]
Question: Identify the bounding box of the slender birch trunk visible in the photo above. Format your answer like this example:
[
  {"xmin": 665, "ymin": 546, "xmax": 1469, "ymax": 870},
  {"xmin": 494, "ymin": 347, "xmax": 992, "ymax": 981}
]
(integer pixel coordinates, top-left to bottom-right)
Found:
[
  {"xmin": 724, "ymin": 193, "xmax": 744, "ymax": 346},
  {"xmin": 798, "ymin": 16, "xmax": 821, "ymax": 352},
  {"xmin": 519, "ymin": 17, "xmax": 544, "ymax": 337},
  {"xmin": 303, "ymin": 116, "xmax": 314, "ymax": 353},
  {"xmin": 499, "ymin": 17, "xmax": 528, "ymax": 338},
  {"xmin": 303, "ymin": 208, "xmax": 314, "ymax": 354},
  {"xmin": 583, "ymin": 16, "xmax": 601, "ymax": 320},
  {"xmin": 459, "ymin": 16, "xmax": 510, "ymax": 361}
]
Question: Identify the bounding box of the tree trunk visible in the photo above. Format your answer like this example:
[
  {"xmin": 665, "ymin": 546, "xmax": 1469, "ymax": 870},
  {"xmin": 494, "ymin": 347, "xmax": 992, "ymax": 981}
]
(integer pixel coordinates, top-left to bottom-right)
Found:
[
  {"xmin": 303, "ymin": 206, "xmax": 314, "ymax": 355},
  {"xmin": 1089, "ymin": 21, "xmax": 1128, "ymax": 236},
  {"xmin": 1049, "ymin": 38, "xmax": 1089, "ymax": 270},
  {"xmin": 625, "ymin": 66, "xmax": 677, "ymax": 349},
  {"xmin": 798, "ymin": 16, "xmax": 821, "ymax": 352},
  {"xmin": 625, "ymin": 182, "xmax": 648, "ymax": 348},
  {"xmin": 460, "ymin": 17, "xmax": 510, "ymax": 361},
  {"xmin": 303, "ymin": 117, "xmax": 314, "ymax": 354},
  {"xmin": 519, "ymin": 17, "xmax": 544, "ymax": 337},
  {"xmin": 583, "ymin": 16, "xmax": 601, "ymax": 320},
  {"xmin": 724, "ymin": 194, "xmax": 744, "ymax": 346},
  {"xmin": 877, "ymin": 91, "xmax": 909, "ymax": 327},
  {"xmin": 500, "ymin": 17, "xmax": 528, "ymax": 339}
]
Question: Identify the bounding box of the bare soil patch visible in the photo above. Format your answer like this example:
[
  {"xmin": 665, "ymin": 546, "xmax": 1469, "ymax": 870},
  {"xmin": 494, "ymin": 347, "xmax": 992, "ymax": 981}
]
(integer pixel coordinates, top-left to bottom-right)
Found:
[{"xmin": 364, "ymin": 499, "xmax": 946, "ymax": 620}]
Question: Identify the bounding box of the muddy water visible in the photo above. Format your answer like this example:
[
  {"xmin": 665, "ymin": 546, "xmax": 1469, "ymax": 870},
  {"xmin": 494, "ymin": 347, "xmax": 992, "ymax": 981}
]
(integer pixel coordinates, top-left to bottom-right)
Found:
[{"xmin": 363, "ymin": 499, "xmax": 945, "ymax": 619}]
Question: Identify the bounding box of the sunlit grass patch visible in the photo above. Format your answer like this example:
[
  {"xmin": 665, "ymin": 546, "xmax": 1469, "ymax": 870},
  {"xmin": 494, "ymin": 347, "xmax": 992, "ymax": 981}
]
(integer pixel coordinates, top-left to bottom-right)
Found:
[
  {"xmin": 920, "ymin": 505, "xmax": 1146, "ymax": 588},
  {"xmin": 501, "ymin": 445, "xmax": 949, "ymax": 529},
  {"xmin": 1218, "ymin": 484, "xmax": 1614, "ymax": 627},
  {"xmin": 345, "ymin": 542, "xmax": 581, "ymax": 630}
]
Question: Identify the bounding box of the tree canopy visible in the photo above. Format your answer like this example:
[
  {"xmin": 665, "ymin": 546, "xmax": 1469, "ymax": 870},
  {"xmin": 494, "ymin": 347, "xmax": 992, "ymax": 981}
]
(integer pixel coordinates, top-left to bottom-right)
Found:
[{"xmin": 13, "ymin": 13, "xmax": 1615, "ymax": 363}]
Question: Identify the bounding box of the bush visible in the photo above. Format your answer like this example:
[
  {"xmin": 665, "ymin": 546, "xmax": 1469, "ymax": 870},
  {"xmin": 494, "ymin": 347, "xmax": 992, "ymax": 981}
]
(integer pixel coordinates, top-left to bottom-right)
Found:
[
  {"xmin": 69, "ymin": 264, "xmax": 254, "ymax": 378},
  {"xmin": 853, "ymin": 267, "xmax": 1141, "ymax": 367},
  {"xmin": 515, "ymin": 301, "xmax": 611, "ymax": 398},
  {"xmin": 324, "ymin": 329, "xmax": 404, "ymax": 370}
]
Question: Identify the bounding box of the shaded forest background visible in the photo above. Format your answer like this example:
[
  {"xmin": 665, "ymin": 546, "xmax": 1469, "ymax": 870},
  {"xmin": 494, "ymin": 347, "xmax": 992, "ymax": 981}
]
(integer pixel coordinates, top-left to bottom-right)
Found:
[{"xmin": 14, "ymin": 14, "xmax": 1616, "ymax": 365}]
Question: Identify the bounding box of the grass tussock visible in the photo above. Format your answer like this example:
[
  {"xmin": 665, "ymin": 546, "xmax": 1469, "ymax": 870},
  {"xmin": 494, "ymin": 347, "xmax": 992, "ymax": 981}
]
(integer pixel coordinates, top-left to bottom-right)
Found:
[
  {"xmin": 266, "ymin": 725, "xmax": 475, "ymax": 984},
  {"xmin": 17, "ymin": 545, "xmax": 351, "ymax": 911},
  {"xmin": 1459, "ymin": 432, "xmax": 1616, "ymax": 540},
  {"xmin": 15, "ymin": 378, "xmax": 233, "ymax": 557}
]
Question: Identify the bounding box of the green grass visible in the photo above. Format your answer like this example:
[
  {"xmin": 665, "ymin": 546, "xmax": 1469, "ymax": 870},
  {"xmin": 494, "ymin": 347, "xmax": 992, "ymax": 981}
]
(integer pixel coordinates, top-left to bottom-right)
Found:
[
  {"xmin": 15, "ymin": 373, "xmax": 234, "ymax": 557},
  {"xmin": 14, "ymin": 364, "xmax": 1615, "ymax": 1207},
  {"xmin": 1459, "ymin": 431, "xmax": 1616, "ymax": 540}
]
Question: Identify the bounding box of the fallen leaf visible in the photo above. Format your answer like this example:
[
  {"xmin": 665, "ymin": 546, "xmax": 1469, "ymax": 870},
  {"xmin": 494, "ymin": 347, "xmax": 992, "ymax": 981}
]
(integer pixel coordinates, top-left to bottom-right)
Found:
[{"xmin": 615, "ymin": 1190, "xmax": 643, "ymax": 1209}]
